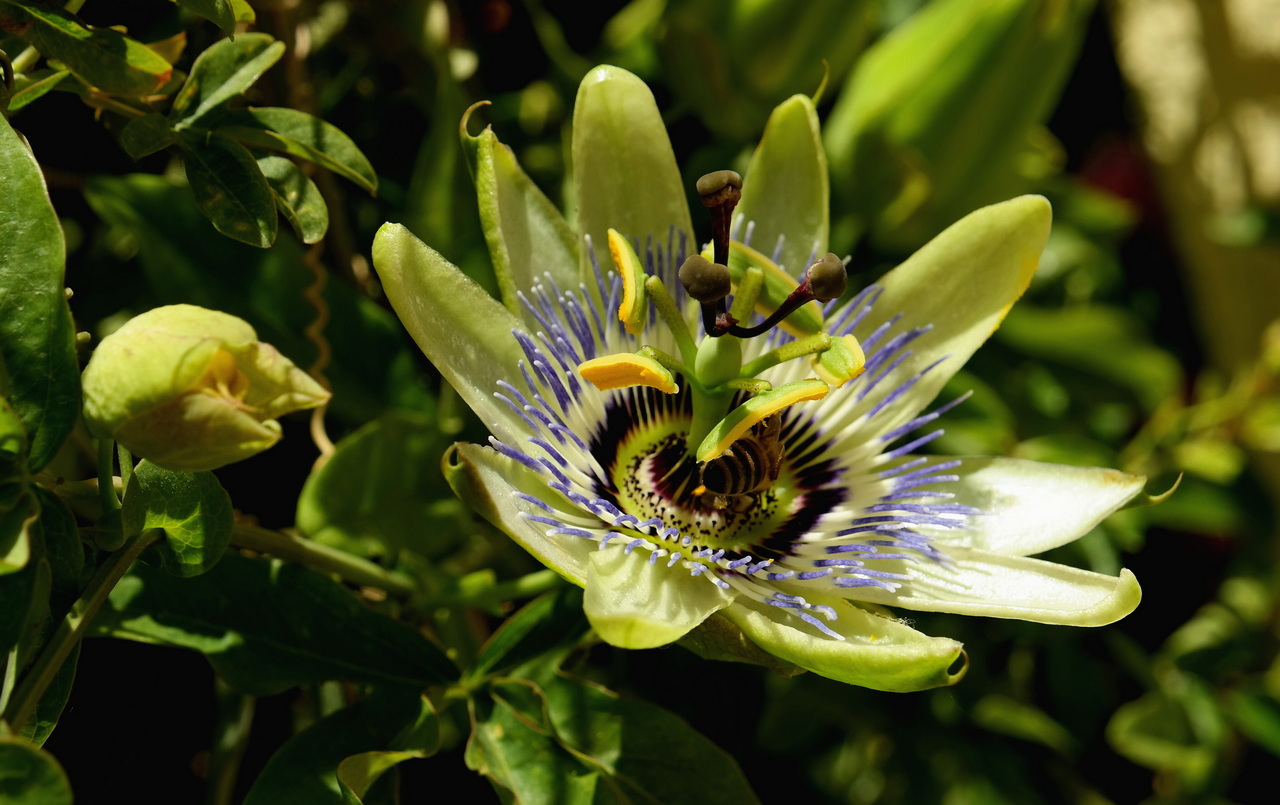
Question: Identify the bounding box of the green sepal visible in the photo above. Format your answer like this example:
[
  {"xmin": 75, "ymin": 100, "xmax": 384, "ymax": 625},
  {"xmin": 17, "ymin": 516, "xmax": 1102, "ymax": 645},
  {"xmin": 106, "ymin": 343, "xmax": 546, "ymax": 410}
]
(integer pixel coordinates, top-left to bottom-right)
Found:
[
  {"xmin": 572, "ymin": 65, "xmax": 693, "ymax": 279},
  {"xmin": 736, "ymin": 94, "xmax": 829, "ymax": 277},
  {"xmin": 463, "ymin": 104, "xmax": 580, "ymax": 317}
]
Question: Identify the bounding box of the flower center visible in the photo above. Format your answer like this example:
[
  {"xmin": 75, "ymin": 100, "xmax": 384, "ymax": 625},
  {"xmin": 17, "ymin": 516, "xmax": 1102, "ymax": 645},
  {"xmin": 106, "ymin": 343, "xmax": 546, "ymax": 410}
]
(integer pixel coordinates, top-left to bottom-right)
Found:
[{"xmin": 576, "ymin": 170, "xmax": 867, "ymax": 513}]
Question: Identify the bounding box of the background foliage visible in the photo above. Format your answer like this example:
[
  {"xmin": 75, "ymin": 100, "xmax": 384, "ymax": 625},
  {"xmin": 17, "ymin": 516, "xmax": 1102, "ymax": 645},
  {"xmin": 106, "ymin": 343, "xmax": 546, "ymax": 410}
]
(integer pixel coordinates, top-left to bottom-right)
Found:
[{"xmin": 2, "ymin": 0, "xmax": 1279, "ymax": 802}]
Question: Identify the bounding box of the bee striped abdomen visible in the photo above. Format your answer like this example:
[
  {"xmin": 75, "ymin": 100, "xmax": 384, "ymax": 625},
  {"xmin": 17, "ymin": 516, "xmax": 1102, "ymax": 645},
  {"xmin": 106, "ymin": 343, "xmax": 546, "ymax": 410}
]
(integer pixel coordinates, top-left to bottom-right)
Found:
[{"xmin": 696, "ymin": 415, "xmax": 783, "ymax": 510}]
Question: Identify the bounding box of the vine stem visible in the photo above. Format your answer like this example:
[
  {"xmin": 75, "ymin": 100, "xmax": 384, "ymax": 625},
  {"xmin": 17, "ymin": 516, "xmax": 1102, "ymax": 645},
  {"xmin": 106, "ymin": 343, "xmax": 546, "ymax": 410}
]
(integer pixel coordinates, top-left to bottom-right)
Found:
[
  {"xmin": 230, "ymin": 522, "xmax": 418, "ymax": 597},
  {"xmin": 4, "ymin": 529, "xmax": 162, "ymax": 735}
]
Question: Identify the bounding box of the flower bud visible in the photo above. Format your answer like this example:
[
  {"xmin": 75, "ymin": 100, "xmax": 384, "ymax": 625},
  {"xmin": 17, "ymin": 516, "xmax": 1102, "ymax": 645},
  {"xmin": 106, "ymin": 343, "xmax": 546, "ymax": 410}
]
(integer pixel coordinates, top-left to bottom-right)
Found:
[{"xmin": 81, "ymin": 305, "xmax": 330, "ymax": 472}]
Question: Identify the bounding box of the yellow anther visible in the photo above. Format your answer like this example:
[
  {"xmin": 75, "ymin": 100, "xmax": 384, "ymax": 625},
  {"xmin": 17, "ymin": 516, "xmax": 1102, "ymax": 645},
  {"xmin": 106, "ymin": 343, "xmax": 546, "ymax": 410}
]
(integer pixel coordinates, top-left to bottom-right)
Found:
[
  {"xmin": 810, "ymin": 334, "xmax": 866, "ymax": 388},
  {"xmin": 696, "ymin": 379, "xmax": 828, "ymax": 462},
  {"xmin": 578, "ymin": 353, "xmax": 678, "ymax": 394},
  {"xmin": 608, "ymin": 228, "xmax": 648, "ymax": 336}
]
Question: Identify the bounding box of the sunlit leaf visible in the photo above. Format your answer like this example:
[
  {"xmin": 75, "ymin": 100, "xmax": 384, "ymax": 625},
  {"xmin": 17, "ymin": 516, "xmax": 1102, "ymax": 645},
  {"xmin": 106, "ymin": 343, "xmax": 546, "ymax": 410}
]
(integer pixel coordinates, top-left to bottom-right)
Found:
[
  {"xmin": 169, "ymin": 32, "xmax": 284, "ymax": 124},
  {"xmin": 5, "ymin": 69, "xmax": 69, "ymax": 113},
  {"xmin": 0, "ymin": 115, "xmax": 79, "ymax": 472},
  {"xmin": 258, "ymin": 155, "xmax": 328, "ymax": 244},
  {"xmin": 0, "ymin": 0, "xmax": 172, "ymax": 96},
  {"xmin": 121, "ymin": 461, "xmax": 233, "ymax": 577}
]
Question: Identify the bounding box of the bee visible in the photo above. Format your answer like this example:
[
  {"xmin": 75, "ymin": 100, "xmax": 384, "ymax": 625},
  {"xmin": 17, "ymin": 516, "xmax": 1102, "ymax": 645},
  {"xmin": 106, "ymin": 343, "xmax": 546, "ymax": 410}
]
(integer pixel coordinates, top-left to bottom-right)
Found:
[{"xmin": 694, "ymin": 415, "xmax": 783, "ymax": 511}]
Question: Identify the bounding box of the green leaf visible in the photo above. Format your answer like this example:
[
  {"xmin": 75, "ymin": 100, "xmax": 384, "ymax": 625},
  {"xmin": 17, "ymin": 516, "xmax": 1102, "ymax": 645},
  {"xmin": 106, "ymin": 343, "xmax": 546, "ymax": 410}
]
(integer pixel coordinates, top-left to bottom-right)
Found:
[
  {"xmin": 19, "ymin": 642, "xmax": 78, "ymax": 746},
  {"xmin": 0, "ymin": 396, "xmax": 32, "ymax": 575},
  {"xmin": 120, "ymin": 113, "xmax": 175, "ymax": 160},
  {"xmin": 0, "ymin": 114, "xmax": 79, "ymax": 472},
  {"xmin": 180, "ymin": 132, "xmax": 278, "ymax": 247},
  {"xmin": 92, "ymin": 552, "xmax": 458, "ymax": 694},
  {"xmin": 172, "ymin": 0, "xmax": 237, "ymax": 35},
  {"xmin": 0, "ymin": 1, "xmax": 172, "ymax": 96},
  {"xmin": 467, "ymin": 586, "xmax": 588, "ymax": 682},
  {"xmin": 295, "ymin": 412, "xmax": 452, "ymax": 560},
  {"xmin": 218, "ymin": 107, "xmax": 378, "ymax": 193},
  {"xmin": 244, "ymin": 688, "xmax": 438, "ymax": 805},
  {"xmin": 502, "ymin": 656, "xmax": 763, "ymax": 804},
  {"xmin": 258, "ymin": 155, "xmax": 328, "ymax": 244},
  {"xmin": 121, "ymin": 461, "xmax": 233, "ymax": 577},
  {"xmin": 0, "ymin": 738, "xmax": 72, "ymax": 805},
  {"xmin": 571, "ymin": 65, "xmax": 692, "ymax": 280},
  {"xmin": 82, "ymin": 174, "xmax": 432, "ymax": 423},
  {"xmin": 6, "ymin": 69, "xmax": 69, "ymax": 113},
  {"xmin": 464, "ymin": 115, "xmax": 579, "ymax": 316},
  {"xmin": 466, "ymin": 693, "xmax": 601, "ymax": 805},
  {"xmin": 169, "ymin": 33, "xmax": 284, "ymax": 124}
]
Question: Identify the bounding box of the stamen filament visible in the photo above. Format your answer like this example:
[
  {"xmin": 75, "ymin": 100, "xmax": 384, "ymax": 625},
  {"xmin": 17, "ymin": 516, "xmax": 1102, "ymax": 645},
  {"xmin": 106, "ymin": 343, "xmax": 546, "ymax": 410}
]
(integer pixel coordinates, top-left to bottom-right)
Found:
[
  {"xmin": 740, "ymin": 333, "xmax": 833, "ymax": 377},
  {"xmin": 644, "ymin": 275, "xmax": 699, "ymax": 367}
]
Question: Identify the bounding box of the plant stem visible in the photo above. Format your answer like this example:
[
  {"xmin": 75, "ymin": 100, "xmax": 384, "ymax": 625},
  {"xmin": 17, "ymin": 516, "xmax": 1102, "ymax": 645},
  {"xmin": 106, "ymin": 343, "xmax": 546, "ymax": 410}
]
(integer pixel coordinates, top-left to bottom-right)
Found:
[
  {"xmin": 230, "ymin": 522, "xmax": 418, "ymax": 597},
  {"xmin": 97, "ymin": 438, "xmax": 119, "ymax": 514},
  {"xmin": 3, "ymin": 529, "xmax": 161, "ymax": 735}
]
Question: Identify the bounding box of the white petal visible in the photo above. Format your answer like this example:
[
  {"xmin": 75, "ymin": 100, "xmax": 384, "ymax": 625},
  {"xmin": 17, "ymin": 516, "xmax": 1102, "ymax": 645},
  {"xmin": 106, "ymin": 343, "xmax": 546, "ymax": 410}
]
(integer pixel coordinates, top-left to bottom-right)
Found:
[
  {"xmin": 373, "ymin": 224, "xmax": 528, "ymax": 439},
  {"xmin": 946, "ymin": 457, "xmax": 1146, "ymax": 555},
  {"xmin": 444, "ymin": 443, "xmax": 593, "ymax": 585},
  {"xmin": 854, "ymin": 546, "xmax": 1142, "ymax": 626},
  {"xmin": 722, "ymin": 597, "xmax": 967, "ymax": 692},
  {"xmin": 585, "ymin": 547, "xmax": 733, "ymax": 649}
]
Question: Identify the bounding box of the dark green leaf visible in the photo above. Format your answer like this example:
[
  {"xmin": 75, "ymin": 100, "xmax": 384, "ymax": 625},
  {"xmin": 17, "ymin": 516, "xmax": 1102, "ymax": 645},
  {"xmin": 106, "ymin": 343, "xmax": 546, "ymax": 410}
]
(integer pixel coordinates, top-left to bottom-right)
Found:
[
  {"xmin": 6, "ymin": 69, "xmax": 69, "ymax": 113},
  {"xmin": 258, "ymin": 155, "xmax": 328, "ymax": 244},
  {"xmin": 219, "ymin": 107, "xmax": 377, "ymax": 193},
  {"xmin": 520, "ymin": 659, "xmax": 762, "ymax": 805},
  {"xmin": 1225, "ymin": 689, "xmax": 1280, "ymax": 758},
  {"xmin": 467, "ymin": 586, "xmax": 587, "ymax": 682},
  {"xmin": 120, "ymin": 112, "xmax": 174, "ymax": 160},
  {"xmin": 0, "ymin": 738, "xmax": 72, "ymax": 805},
  {"xmin": 121, "ymin": 461, "xmax": 233, "ymax": 577},
  {"xmin": 0, "ymin": 396, "xmax": 34, "ymax": 576},
  {"xmin": 244, "ymin": 688, "xmax": 438, "ymax": 805},
  {"xmin": 0, "ymin": 114, "xmax": 80, "ymax": 472},
  {"xmin": 19, "ymin": 642, "xmax": 78, "ymax": 746},
  {"xmin": 82, "ymin": 174, "xmax": 434, "ymax": 423},
  {"xmin": 0, "ymin": 1, "xmax": 171, "ymax": 96},
  {"xmin": 31, "ymin": 487, "xmax": 82, "ymax": 617},
  {"xmin": 92, "ymin": 552, "xmax": 457, "ymax": 694},
  {"xmin": 173, "ymin": 0, "xmax": 236, "ymax": 36},
  {"xmin": 180, "ymin": 132, "xmax": 278, "ymax": 247},
  {"xmin": 296, "ymin": 412, "xmax": 454, "ymax": 560},
  {"xmin": 169, "ymin": 32, "xmax": 284, "ymax": 124},
  {"xmin": 466, "ymin": 693, "xmax": 601, "ymax": 805}
]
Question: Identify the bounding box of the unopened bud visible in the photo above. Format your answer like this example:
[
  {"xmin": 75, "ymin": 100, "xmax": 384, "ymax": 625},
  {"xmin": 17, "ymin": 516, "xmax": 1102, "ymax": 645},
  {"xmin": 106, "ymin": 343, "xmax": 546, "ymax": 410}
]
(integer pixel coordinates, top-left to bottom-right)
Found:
[{"xmin": 81, "ymin": 305, "xmax": 330, "ymax": 472}]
